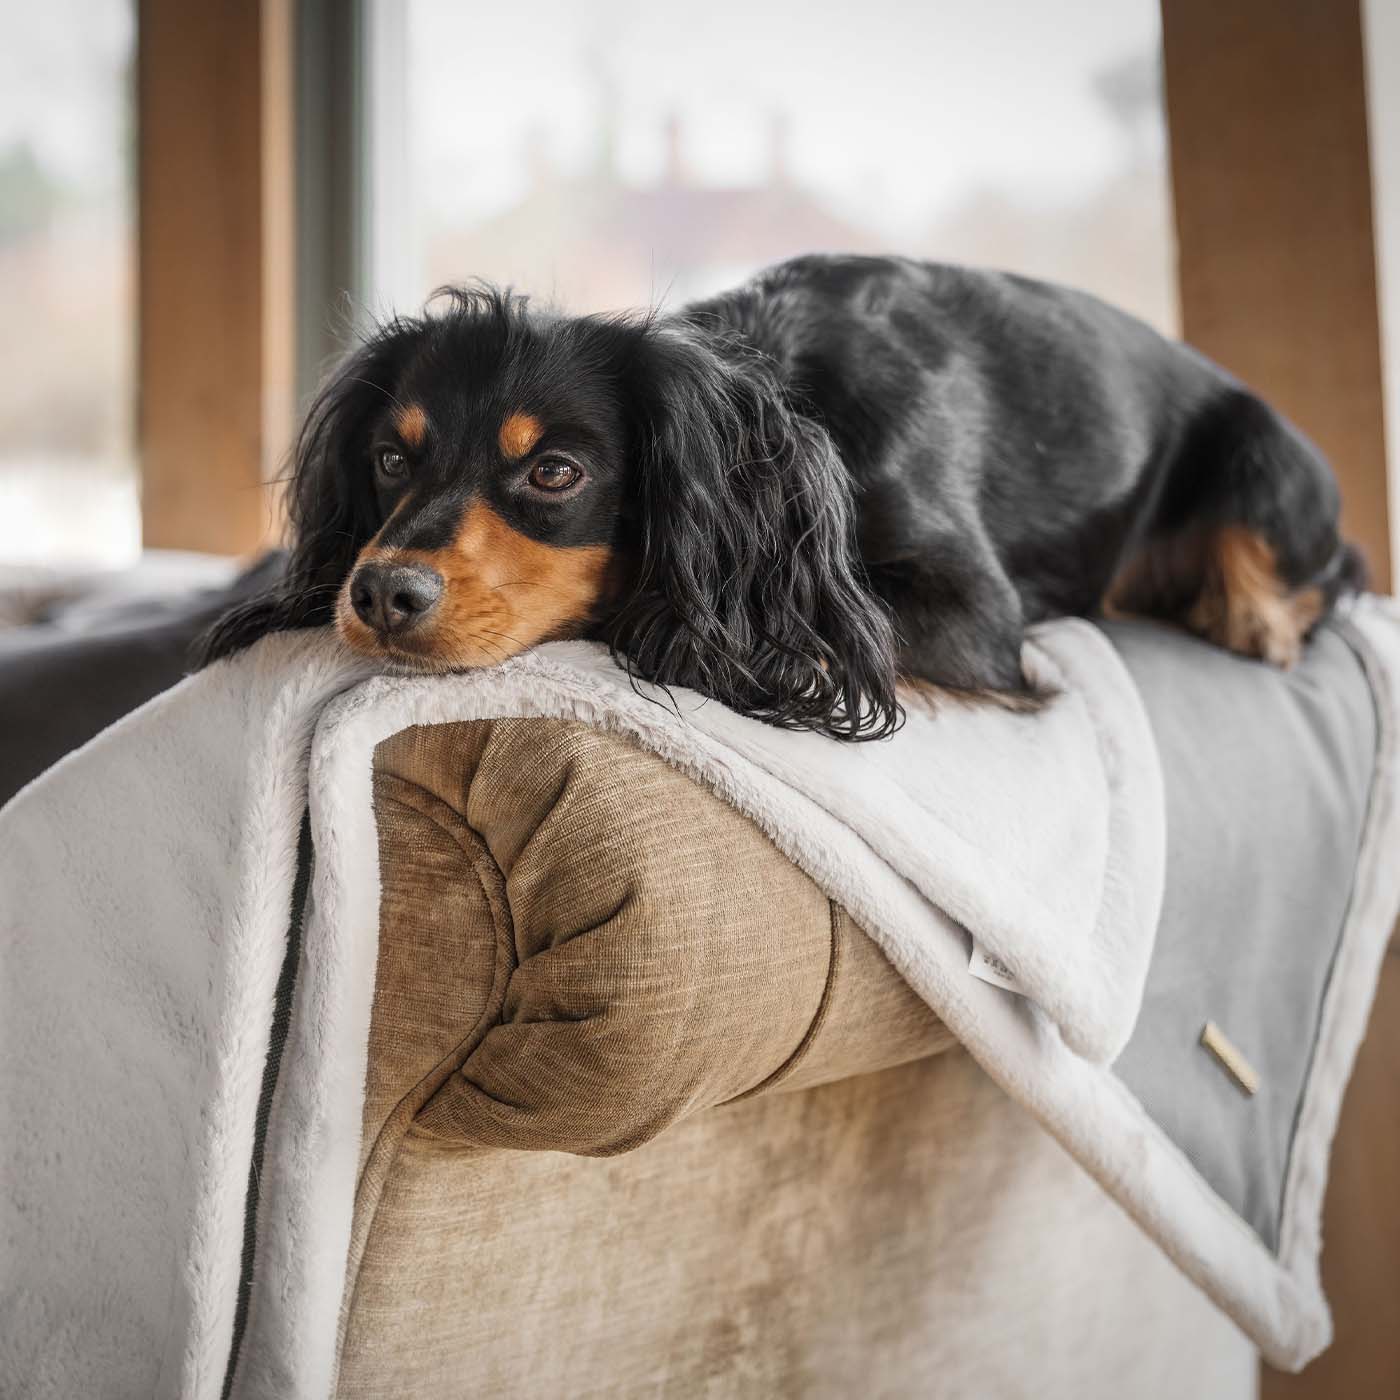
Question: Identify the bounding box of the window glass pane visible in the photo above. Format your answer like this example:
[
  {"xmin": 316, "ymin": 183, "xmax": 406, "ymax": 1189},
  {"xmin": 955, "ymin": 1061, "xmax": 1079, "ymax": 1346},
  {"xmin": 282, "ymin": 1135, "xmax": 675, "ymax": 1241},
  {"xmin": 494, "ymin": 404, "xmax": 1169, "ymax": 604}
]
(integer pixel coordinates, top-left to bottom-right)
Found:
[
  {"xmin": 369, "ymin": 0, "xmax": 1174, "ymax": 334},
  {"xmin": 0, "ymin": 1, "xmax": 137, "ymax": 566}
]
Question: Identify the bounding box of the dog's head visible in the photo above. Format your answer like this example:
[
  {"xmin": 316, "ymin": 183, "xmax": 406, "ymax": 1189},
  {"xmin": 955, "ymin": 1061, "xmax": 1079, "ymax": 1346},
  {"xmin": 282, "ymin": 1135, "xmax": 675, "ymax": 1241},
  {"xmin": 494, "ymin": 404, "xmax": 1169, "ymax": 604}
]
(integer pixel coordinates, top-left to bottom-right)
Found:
[{"xmin": 200, "ymin": 287, "xmax": 899, "ymax": 739}]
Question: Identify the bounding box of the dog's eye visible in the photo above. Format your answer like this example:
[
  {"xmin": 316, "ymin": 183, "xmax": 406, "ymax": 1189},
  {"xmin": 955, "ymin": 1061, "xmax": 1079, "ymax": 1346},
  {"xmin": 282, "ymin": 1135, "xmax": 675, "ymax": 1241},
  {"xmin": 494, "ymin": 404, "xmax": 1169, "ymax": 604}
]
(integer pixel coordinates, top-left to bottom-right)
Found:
[
  {"xmin": 528, "ymin": 457, "xmax": 582, "ymax": 492},
  {"xmin": 375, "ymin": 447, "xmax": 409, "ymax": 481}
]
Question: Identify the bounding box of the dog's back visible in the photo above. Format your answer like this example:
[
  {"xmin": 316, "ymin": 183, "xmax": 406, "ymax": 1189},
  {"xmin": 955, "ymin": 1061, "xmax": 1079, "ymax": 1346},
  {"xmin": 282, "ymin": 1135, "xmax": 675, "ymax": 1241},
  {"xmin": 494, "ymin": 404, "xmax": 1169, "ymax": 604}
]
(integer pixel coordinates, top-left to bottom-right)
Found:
[{"xmin": 681, "ymin": 254, "xmax": 1355, "ymax": 687}]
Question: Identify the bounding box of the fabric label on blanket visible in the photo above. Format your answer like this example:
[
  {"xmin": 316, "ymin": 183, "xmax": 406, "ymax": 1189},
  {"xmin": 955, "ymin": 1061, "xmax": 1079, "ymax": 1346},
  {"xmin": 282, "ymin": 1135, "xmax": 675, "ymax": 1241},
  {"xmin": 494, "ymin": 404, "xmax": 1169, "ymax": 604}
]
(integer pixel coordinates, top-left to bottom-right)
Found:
[
  {"xmin": 969, "ymin": 942, "xmax": 1029, "ymax": 996},
  {"xmin": 1102, "ymin": 620, "xmax": 1377, "ymax": 1253}
]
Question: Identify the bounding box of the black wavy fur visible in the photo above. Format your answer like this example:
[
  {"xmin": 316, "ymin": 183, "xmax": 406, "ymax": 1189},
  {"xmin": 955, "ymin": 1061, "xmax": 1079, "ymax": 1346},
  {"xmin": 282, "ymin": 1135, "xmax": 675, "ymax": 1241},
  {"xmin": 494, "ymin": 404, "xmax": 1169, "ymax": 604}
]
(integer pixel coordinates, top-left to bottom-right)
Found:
[
  {"xmin": 200, "ymin": 256, "xmax": 1361, "ymax": 741},
  {"xmin": 196, "ymin": 318, "xmax": 423, "ymax": 661},
  {"xmin": 197, "ymin": 282, "xmax": 901, "ymax": 739}
]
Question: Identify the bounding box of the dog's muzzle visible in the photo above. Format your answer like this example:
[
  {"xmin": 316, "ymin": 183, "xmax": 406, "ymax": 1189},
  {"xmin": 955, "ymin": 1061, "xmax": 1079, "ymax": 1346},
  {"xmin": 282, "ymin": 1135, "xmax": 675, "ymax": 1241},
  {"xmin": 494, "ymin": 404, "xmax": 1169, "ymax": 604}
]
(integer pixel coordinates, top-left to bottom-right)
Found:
[{"xmin": 348, "ymin": 561, "xmax": 444, "ymax": 637}]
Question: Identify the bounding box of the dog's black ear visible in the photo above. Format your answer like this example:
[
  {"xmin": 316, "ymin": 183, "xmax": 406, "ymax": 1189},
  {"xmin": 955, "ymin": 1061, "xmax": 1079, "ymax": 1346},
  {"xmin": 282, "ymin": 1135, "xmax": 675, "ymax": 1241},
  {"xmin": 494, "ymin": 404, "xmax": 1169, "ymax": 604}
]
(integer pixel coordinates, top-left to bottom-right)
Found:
[
  {"xmin": 608, "ymin": 325, "xmax": 901, "ymax": 740},
  {"xmin": 194, "ymin": 327, "xmax": 414, "ymax": 666}
]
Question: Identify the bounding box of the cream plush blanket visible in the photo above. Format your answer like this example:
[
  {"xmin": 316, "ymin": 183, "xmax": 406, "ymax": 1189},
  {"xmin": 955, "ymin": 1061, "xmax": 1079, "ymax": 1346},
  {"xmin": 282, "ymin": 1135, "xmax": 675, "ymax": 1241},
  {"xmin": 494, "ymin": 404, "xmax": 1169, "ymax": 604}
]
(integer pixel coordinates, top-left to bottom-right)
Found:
[{"xmin": 2, "ymin": 605, "xmax": 1398, "ymax": 1397}]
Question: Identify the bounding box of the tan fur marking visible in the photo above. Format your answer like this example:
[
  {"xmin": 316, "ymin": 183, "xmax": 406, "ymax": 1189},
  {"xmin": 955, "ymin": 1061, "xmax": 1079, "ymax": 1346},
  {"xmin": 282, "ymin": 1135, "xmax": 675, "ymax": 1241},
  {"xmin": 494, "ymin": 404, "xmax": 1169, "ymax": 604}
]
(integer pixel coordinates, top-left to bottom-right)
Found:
[
  {"xmin": 393, "ymin": 403, "xmax": 429, "ymax": 449},
  {"xmin": 498, "ymin": 411, "xmax": 544, "ymax": 461},
  {"xmin": 1107, "ymin": 525, "xmax": 1321, "ymax": 668},
  {"xmin": 1187, "ymin": 527, "xmax": 1313, "ymax": 667},
  {"xmin": 336, "ymin": 501, "xmax": 615, "ymax": 668}
]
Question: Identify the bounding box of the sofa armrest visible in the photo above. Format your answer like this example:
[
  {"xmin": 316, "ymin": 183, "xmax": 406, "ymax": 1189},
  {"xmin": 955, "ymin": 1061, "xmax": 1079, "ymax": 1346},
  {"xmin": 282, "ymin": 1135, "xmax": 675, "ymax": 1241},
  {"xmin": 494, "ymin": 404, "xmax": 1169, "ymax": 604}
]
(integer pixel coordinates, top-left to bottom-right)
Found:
[{"xmin": 360, "ymin": 717, "xmax": 952, "ymax": 1169}]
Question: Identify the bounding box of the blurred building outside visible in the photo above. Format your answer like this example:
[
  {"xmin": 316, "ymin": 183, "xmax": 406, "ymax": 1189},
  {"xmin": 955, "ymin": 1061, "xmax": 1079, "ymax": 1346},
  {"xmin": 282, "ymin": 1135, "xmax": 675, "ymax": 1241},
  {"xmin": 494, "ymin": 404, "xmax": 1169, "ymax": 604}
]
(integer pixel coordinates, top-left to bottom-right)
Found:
[{"xmin": 400, "ymin": 49, "xmax": 1173, "ymax": 333}]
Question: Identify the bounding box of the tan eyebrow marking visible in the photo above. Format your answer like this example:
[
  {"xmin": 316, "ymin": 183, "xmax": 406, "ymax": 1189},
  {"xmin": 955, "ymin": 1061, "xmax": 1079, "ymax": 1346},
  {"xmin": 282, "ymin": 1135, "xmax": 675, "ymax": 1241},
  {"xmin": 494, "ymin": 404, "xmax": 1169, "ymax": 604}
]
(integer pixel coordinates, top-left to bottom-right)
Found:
[
  {"xmin": 393, "ymin": 403, "xmax": 429, "ymax": 449},
  {"xmin": 498, "ymin": 411, "xmax": 544, "ymax": 461}
]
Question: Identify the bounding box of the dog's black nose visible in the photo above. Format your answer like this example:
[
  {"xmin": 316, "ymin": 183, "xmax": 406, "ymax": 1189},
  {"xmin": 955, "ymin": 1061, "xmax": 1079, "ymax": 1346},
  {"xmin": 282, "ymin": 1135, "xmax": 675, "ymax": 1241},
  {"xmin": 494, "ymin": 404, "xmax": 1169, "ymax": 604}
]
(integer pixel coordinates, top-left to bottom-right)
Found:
[{"xmin": 349, "ymin": 562, "xmax": 444, "ymax": 636}]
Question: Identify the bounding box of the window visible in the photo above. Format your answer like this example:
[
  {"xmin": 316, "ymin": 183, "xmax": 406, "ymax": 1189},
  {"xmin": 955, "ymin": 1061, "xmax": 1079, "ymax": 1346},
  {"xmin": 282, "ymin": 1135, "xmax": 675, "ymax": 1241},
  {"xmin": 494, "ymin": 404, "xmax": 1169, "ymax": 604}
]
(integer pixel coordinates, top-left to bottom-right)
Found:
[
  {"xmin": 365, "ymin": 0, "xmax": 1175, "ymax": 334},
  {"xmin": 0, "ymin": 0, "xmax": 137, "ymax": 566}
]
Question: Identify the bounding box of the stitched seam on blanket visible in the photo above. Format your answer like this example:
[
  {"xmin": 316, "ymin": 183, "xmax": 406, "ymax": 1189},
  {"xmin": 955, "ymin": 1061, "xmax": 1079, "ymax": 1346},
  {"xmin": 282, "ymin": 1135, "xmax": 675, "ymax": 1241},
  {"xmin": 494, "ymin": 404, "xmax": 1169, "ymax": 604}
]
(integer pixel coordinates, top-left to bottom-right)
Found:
[
  {"xmin": 1079, "ymin": 619, "xmax": 1397, "ymax": 1303},
  {"xmin": 220, "ymin": 808, "xmax": 313, "ymax": 1400},
  {"xmin": 1268, "ymin": 621, "xmax": 1382, "ymax": 1253},
  {"xmin": 1275, "ymin": 611, "xmax": 1398, "ymax": 1273},
  {"xmin": 1085, "ymin": 623, "xmax": 1388, "ymax": 1270}
]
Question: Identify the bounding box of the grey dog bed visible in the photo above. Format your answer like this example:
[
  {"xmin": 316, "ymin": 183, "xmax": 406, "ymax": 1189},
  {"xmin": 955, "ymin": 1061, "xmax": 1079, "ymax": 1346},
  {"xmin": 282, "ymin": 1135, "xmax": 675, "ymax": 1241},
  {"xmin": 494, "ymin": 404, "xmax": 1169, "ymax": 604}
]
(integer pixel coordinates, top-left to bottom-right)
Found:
[{"xmin": 0, "ymin": 564, "xmax": 1387, "ymax": 1364}]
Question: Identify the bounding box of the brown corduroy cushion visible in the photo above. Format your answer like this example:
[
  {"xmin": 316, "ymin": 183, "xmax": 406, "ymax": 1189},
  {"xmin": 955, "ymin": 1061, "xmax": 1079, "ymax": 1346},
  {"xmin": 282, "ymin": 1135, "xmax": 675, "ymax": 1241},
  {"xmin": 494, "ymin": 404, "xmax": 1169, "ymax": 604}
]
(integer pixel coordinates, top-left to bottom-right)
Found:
[{"xmin": 361, "ymin": 718, "xmax": 950, "ymax": 1166}]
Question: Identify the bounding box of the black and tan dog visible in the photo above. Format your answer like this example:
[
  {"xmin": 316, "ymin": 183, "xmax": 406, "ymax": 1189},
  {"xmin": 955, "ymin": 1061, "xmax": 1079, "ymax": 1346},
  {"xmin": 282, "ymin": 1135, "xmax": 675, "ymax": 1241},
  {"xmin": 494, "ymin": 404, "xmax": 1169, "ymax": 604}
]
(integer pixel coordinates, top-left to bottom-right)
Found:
[{"xmin": 202, "ymin": 254, "xmax": 1362, "ymax": 739}]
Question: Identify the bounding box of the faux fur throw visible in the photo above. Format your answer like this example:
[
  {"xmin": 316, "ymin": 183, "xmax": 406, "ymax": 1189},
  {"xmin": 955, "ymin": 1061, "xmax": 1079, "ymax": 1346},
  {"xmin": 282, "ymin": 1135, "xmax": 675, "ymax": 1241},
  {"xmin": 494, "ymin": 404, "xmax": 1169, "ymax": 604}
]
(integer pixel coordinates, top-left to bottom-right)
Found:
[{"xmin": 3, "ymin": 605, "xmax": 1398, "ymax": 1397}]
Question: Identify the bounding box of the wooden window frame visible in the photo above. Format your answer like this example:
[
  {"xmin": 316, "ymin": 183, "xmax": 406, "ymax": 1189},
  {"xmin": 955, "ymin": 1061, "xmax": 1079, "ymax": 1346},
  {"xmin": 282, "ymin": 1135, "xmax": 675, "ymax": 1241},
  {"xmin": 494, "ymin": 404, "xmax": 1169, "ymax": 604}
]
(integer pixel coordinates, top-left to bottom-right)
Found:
[
  {"xmin": 1161, "ymin": 0, "xmax": 1391, "ymax": 593},
  {"xmin": 136, "ymin": 0, "xmax": 368, "ymax": 556}
]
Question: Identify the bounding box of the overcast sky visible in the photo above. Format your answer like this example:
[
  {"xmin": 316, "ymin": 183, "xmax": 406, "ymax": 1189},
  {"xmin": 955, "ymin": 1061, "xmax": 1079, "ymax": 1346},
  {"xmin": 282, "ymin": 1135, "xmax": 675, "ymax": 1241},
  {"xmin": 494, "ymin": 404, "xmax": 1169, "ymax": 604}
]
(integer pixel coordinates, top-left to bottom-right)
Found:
[
  {"xmin": 405, "ymin": 0, "xmax": 1163, "ymax": 236},
  {"xmin": 0, "ymin": 0, "xmax": 132, "ymax": 193},
  {"xmin": 0, "ymin": 0, "xmax": 1160, "ymax": 235}
]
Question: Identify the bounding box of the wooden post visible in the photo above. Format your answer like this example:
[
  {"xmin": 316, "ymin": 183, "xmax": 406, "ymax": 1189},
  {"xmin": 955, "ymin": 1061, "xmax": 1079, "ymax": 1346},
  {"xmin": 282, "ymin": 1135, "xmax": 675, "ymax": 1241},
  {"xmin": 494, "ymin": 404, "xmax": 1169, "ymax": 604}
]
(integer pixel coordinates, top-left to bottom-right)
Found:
[
  {"xmin": 1163, "ymin": 7, "xmax": 1398, "ymax": 1396},
  {"xmin": 137, "ymin": 0, "xmax": 295, "ymax": 555},
  {"xmin": 1161, "ymin": 0, "xmax": 1391, "ymax": 591}
]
